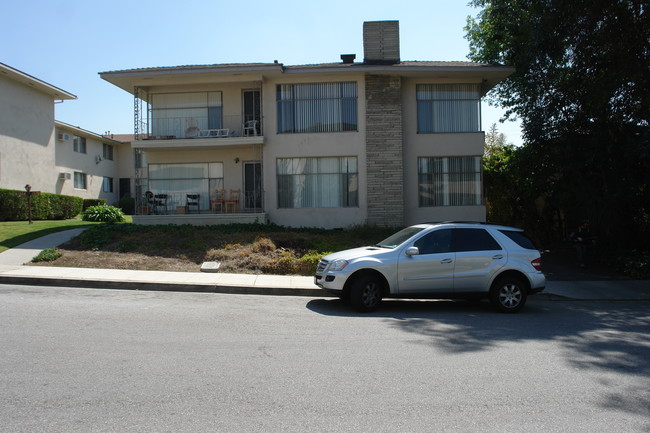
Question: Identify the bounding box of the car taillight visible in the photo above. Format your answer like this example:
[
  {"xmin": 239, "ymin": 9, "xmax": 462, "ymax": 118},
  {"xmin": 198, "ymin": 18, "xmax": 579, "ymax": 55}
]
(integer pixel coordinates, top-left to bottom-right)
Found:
[{"xmin": 531, "ymin": 257, "xmax": 542, "ymax": 271}]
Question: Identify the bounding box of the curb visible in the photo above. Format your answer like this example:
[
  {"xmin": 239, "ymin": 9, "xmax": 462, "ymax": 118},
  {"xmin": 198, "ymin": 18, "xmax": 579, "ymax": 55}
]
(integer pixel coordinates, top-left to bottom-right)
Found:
[{"xmin": 0, "ymin": 274, "xmax": 325, "ymax": 298}]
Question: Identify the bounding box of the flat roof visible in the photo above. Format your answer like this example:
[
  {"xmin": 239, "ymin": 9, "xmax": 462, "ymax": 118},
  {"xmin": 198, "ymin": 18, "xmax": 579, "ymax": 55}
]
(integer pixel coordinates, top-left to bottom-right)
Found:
[{"xmin": 100, "ymin": 60, "xmax": 514, "ymax": 97}]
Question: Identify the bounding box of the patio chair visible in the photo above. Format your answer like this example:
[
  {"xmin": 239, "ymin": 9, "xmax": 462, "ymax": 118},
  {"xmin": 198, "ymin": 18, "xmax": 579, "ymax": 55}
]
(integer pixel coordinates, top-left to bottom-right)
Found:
[
  {"xmin": 145, "ymin": 191, "xmax": 154, "ymax": 214},
  {"xmin": 211, "ymin": 189, "xmax": 226, "ymax": 213},
  {"xmin": 186, "ymin": 193, "xmax": 200, "ymax": 213},
  {"xmin": 242, "ymin": 120, "xmax": 259, "ymax": 136},
  {"xmin": 224, "ymin": 189, "xmax": 241, "ymax": 213},
  {"xmin": 153, "ymin": 194, "xmax": 168, "ymax": 214}
]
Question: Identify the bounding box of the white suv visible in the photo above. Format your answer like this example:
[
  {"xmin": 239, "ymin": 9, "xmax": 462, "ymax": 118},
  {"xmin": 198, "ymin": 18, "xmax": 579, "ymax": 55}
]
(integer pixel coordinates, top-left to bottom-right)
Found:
[{"xmin": 315, "ymin": 222, "xmax": 545, "ymax": 313}]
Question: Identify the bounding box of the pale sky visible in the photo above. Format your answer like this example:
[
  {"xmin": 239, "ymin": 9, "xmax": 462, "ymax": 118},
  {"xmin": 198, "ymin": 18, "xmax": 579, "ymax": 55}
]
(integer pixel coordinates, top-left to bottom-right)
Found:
[{"xmin": 1, "ymin": 0, "xmax": 522, "ymax": 145}]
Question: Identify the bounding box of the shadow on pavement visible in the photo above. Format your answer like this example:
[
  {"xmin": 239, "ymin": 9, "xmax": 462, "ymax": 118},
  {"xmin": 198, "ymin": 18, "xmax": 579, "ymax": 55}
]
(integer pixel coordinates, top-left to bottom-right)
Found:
[{"xmin": 306, "ymin": 296, "xmax": 650, "ymax": 419}]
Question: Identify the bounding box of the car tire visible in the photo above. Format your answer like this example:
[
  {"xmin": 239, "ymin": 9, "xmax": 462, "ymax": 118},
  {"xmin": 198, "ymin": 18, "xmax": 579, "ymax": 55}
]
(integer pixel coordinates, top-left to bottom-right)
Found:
[
  {"xmin": 350, "ymin": 274, "xmax": 383, "ymax": 313},
  {"xmin": 490, "ymin": 276, "xmax": 527, "ymax": 313}
]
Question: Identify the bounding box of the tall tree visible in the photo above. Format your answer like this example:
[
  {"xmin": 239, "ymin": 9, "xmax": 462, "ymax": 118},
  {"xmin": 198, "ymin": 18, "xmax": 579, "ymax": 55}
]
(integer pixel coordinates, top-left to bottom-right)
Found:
[{"xmin": 466, "ymin": 0, "xmax": 649, "ymax": 247}]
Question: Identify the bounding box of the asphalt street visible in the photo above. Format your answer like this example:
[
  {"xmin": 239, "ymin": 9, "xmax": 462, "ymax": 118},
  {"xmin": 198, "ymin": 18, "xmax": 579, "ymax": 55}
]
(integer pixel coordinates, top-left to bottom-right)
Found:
[{"xmin": 1, "ymin": 284, "xmax": 648, "ymax": 433}]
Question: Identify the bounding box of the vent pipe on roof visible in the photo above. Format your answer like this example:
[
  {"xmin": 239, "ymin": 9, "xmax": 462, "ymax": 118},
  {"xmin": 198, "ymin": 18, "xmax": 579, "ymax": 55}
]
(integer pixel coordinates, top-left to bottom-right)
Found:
[
  {"xmin": 340, "ymin": 54, "xmax": 356, "ymax": 64},
  {"xmin": 363, "ymin": 20, "xmax": 400, "ymax": 65}
]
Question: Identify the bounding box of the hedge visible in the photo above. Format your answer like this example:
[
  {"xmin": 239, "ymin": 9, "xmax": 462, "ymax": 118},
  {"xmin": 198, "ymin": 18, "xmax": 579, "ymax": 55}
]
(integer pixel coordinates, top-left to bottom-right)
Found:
[{"xmin": 0, "ymin": 188, "xmax": 83, "ymax": 221}]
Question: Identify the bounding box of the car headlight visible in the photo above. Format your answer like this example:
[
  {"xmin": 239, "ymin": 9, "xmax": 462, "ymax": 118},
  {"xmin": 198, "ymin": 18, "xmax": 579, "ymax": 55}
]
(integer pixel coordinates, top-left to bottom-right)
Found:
[{"xmin": 328, "ymin": 259, "xmax": 349, "ymax": 271}]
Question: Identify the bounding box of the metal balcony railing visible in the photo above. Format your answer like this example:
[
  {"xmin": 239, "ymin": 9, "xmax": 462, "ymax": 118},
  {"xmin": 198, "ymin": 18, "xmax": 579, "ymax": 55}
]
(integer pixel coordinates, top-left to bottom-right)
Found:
[{"xmin": 144, "ymin": 114, "xmax": 261, "ymax": 140}]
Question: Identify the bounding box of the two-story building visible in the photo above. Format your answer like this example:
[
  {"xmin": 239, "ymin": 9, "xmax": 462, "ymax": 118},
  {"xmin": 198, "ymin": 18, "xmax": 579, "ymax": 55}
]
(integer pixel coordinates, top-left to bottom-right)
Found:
[
  {"xmin": 0, "ymin": 62, "xmax": 129, "ymax": 205},
  {"xmin": 100, "ymin": 21, "xmax": 514, "ymax": 228}
]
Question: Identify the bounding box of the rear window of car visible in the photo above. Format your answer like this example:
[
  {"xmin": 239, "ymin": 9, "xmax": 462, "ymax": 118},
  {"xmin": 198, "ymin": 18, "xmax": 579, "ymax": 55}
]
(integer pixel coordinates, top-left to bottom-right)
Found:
[
  {"xmin": 453, "ymin": 228, "xmax": 502, "ymax": 252},
  {"xmin": 499, "ymin": 230, "xmax": 538, "ymax": 250}
]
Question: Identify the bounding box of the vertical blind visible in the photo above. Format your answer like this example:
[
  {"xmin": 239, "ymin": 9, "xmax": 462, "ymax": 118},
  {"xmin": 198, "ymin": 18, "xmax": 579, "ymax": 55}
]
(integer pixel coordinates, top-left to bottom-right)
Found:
[
  {"xmin": 277, "ymin": 82, "xmax": 357, "ymax": 133},
  {"xmin": 277, "ymin": 157, "xmax": 358, "ymax": 208},
  {"xmin": 418, "ymin": 156, "xmax": 482, "ymax": 206},
  {"xmin": 417, "ymin": 84, "xmax": 481, "ymax": 133}
]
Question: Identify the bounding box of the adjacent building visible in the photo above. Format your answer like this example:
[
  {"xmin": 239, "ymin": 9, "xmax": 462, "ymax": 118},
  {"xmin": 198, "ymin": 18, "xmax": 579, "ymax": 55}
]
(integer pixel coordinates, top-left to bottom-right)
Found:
[{"xmin": 0, "ymin": 62, "xmax": 128, "ymax": 204}]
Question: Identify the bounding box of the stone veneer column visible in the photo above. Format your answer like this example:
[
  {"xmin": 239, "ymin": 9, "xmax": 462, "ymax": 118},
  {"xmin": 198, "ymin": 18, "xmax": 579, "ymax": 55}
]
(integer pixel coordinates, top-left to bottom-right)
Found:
[{"xmin": 365, "ymin": 74, "xmax": 404, "ymax": 227}]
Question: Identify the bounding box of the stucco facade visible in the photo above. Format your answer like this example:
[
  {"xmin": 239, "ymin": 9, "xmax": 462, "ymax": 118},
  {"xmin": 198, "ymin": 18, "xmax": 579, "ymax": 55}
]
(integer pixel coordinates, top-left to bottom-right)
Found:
[
  {"xmin": 0, "ymin": 68, "xmax": 64, "ymax": 193},
  {"xmin": 100, "ymin": 21, "xmax": 514, "ymax": 228},
  {"xmin": 0, "ymin": 62, "xmax": 129, "ymax": 205},
  {"xmin": 54, "ymin": 121, "xmax": 130, "ymax": 204}
]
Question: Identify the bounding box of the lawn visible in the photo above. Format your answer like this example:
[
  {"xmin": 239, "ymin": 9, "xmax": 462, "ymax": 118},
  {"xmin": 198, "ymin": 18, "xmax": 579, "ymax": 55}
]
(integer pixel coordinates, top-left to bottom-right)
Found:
[
  {"xmin": 15, "ymin": 220, "xmax": 396, "ymax": 276},
  {"xmin": 0, "ymin": 219, "xmax": 112, "ymax": 253}
]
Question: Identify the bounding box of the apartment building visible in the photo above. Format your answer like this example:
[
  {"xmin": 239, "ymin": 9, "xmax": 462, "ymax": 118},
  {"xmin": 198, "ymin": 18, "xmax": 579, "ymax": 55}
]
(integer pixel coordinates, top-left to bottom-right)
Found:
[
  {"xmin": 100, "ymin": 21, "xmax": 513, "ymax": 228},
  {"xmin": 0, "ymin": 62, "xmax": 128, "ymax": 204}
]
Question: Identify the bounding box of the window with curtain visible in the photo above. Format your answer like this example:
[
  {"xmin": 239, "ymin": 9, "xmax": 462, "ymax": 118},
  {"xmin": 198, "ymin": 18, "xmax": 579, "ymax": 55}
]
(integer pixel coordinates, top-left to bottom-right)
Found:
[
  {"xmin": 418, "ymin": 156, "xmax": 482, "ymax": 207},
  {"xmin": 103, "ymin": 177, "xmax": 113, "ymax": 193},
  {"xmin": 103, "ymin": 143, "xmax": 114, "ymax": 161},
  {"xmin": 73, "ymin": 136, "xmax": 86, "ymax": 153},
  {"xmin": 417, "ymin": 84, "xmax": 481, "ymax": 133},
  {"xmin": 277, "ymin": 157, "xmax": 358, "ymax": 208},
  {"xmin": 277, "ymin": 82, "xmax": 357, "ymax": 133},
  {"xmin": 150, "ymin": 92, "xmax": 222, "ymax": 138},
  {"xmin": 74, "ymin": 172, "xmax": 87, "ymax": 189},
  {"xmin": 147, "ymin": 162, "xmax": 224, "ymax": 210}
]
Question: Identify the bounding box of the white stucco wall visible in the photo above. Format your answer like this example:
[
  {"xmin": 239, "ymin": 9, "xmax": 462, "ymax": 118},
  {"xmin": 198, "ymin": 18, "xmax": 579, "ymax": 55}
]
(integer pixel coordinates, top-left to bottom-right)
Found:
[
  {"xmin": 54, "ymin": 125, "xmax": 126, "ymax": 204},
  {"xmin": 401, "ymin": 77, "xmax": 487, "ymax": 225},
  {"xmin": 262, "ymin": 73, "xmax": 369, "ymax": 229},
  {"xmin": 0, "ymin": 74, "xmax": 57, "ymax": 193}
]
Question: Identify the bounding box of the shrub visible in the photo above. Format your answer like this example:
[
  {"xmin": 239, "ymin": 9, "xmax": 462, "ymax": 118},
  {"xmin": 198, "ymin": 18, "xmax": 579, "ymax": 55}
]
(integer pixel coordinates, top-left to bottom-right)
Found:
[
  {"xmin": 298, "ymin": 250, "xmax": 325, "ymax": 274},
  {"xmin": 0, "ymin": 189, "xmax": 82, "ymax": 221},
  {"xmin": 117, "ymin": 196, "xmax": 135, "ymax": 215},
  {"xmin": 32, "ymin": 248, "xmax": 62, "ymax": 262},
  {"xmin": 81, "ymin": 205, "xmax": 125, "ymax": 223},
  {"xmin": 83, "ymin": 199, "xmax": 107, "ymax": 211}
]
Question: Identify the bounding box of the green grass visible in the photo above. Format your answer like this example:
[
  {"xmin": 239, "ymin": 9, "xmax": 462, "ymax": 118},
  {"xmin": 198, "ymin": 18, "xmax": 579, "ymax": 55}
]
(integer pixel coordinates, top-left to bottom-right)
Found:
[{"xmin": 0, "ymin": 216, "xmax": 133, "ymax": 253}]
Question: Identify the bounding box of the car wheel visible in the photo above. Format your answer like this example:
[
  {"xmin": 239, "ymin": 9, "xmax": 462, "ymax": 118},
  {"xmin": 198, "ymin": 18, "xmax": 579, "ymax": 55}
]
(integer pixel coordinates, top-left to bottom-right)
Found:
[
  {"xmin": 350, "ymin": 275, "xmax": 383, "ymax": 313},
  {"xmin": 490, "ymin": 276, "xmax": 527, "ymax": 313}
]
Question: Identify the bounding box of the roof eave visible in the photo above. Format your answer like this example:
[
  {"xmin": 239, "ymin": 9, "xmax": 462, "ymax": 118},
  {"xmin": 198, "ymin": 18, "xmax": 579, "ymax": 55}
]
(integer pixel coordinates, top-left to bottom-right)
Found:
[{"xmin": 0, "ymin": 62, "xmax": 77, "ymax": 100}]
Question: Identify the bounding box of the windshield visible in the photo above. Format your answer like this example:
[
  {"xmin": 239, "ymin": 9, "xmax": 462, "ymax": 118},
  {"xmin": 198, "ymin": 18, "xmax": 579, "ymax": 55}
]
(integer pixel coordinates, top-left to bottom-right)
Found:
[{"xmin": 376, "ymin": 227, "xmax": 424, "ymax": 249}]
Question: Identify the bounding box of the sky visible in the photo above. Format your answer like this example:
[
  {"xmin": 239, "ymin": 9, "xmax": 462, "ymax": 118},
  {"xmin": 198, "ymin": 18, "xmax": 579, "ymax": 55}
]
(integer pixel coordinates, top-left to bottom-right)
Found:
[{"xmin": 1, "ymin": 0, "xmax": 522, "ymax": 145}]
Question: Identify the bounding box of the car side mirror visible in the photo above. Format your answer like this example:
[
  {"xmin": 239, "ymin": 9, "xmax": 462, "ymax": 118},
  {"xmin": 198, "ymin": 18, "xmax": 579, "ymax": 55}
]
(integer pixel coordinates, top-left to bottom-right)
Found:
[{"xmin": 405, "ymin": 246, "xmax": 419, "ymax": 257}]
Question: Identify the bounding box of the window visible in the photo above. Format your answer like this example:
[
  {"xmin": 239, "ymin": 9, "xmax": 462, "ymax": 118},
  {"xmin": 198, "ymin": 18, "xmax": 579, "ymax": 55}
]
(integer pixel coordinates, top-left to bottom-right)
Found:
[
  {"xmin": 414, "ymin": 229, "xmax": 453, "ymax": 254},
  {"xmin": 103, "ymin": 177, "xmax": 113, "ymax": 193},
  {"xmin": 74, "ymin": 172, "xmax": 87, "ymax": 189},
  {"xmin": 418, "ymin": 156, "xmax": 482, "ymax": 206},
  {"xmin": 277, "ymin": 82, "xmax": 357, "ymax": 133},
  {"xmin": 148, "ymin": 162, "xmax": 224, "ymax": 211},
  {"xmin": 150, "ymin": 92, "xmax": 222, "ymax": 138},
  {"xmin": 277, "ymin": 157, "xmax": 358, "ymax": 208},
  {"xmin": 73, "ymin": 136, "xmax": 86, "ymax": 153},
  {"xmin": 103, "ymin": 143, "xmax": 114, "ymax": 161},
  {"xmin": 453, "ymin": 228, "xmax": 502, "ymax": 252},
  {"xmin": 417, "ymin": 84, "xmax": 480, "ymax": 133},
  {"xmin": 499, "ymin": 230, "xmax": 539, "ymax": 250}
]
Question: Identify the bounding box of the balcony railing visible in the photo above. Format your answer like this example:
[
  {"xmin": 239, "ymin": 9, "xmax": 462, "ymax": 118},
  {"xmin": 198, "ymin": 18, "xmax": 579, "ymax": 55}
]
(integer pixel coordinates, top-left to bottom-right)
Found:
[{"xmin": 144, "ymin": 114, "xmax": 261, "ymax": 140}]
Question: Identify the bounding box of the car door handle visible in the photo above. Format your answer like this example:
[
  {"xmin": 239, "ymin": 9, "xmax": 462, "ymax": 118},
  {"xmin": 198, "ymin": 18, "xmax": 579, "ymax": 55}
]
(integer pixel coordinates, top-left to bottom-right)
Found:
[
  {"xmin": 440, "ymin": 258, "xmax": 453, "ymax": 264},
  {"xmin": 492, "ymin": 254, "xmax": 504, "ymax": 260}
]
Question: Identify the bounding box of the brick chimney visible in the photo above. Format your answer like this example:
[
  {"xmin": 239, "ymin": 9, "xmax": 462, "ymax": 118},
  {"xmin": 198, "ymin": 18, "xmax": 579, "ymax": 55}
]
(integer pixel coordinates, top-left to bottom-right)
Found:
[{"xmin": 363, "ymin": 21, "xmax": 400, "ymax": 65}]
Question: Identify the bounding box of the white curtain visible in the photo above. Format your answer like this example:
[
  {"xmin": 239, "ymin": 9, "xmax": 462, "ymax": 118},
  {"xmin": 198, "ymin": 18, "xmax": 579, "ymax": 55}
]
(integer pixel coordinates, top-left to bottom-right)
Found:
[
  {"xmin": 277, "ymin": 157, "xmax": 358, "ymax": 208},
  {"xmin": 277, "ymin": 83, "xmax": 357, "ymax": 133},
  {"xmin": 148, "ymin": 162, "xmax": 223, "ymax": 210},
  {"xmin": 417, "ymin": 84, "xmax": 480, "ymax": 133},
  {"xmin": 419, "ymin": 156, "xmax": 481, "ymax": 206}
]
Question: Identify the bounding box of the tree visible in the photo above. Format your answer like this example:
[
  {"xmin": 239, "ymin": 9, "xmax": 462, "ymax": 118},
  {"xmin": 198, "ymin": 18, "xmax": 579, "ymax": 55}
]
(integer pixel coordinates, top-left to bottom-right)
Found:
[{"xmin": 466, "ymin": 0, "xmax": 649, "ymax": 248}]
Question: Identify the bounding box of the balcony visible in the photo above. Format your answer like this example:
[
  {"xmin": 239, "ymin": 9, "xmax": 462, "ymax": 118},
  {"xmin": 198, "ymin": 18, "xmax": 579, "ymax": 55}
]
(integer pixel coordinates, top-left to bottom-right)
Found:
[{"xmin": 134, "ymin": 114, "xmax": 263, "ymax": 150}]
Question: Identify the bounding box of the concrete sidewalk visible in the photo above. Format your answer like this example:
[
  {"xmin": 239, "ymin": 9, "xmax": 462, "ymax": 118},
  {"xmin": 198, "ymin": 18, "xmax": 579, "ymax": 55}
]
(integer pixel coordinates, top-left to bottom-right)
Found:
[{"xmin": 0, "ymin": 229, "xmax": 648, "ymax": 301}]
